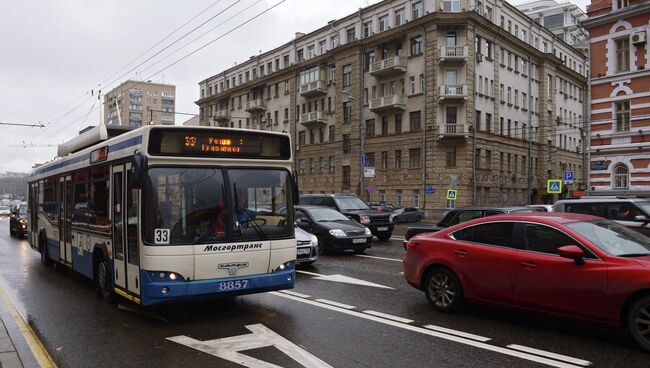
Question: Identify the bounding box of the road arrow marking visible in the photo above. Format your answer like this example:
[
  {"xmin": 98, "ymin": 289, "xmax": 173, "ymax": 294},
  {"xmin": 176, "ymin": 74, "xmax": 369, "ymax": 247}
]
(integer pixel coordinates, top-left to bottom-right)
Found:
[
  {"xmin": 296, "ymin": 270, "xmax": 394, "ymax": 289},
  {"xmin": 167, "ymin": 323, "xmax": 332, "ymax": 368}
]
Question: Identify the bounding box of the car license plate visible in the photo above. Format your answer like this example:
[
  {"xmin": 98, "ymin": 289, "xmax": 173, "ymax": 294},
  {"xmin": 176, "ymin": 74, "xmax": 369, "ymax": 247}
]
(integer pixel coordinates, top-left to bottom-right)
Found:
[
  {"xmin": 378, "ymin": 227, "xmax": 388, "ymax": 231},
  {"xmin": 297, "ymin": 248, "xmax": 311, "ymax": 255},
  {"xmin": 218, "ymin": 280, "xmax": 249, "ymax": 291},
  {"xmin": 353, "ymin": 238, "xmax": 366, "ymax": 244}
]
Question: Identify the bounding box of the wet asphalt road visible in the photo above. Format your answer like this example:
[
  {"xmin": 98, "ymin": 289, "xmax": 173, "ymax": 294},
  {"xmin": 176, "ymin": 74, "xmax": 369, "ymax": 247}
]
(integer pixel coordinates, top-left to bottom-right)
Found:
[{"xmin": 0, "ymin": 216, "xmax": 649, "ymax": 367}]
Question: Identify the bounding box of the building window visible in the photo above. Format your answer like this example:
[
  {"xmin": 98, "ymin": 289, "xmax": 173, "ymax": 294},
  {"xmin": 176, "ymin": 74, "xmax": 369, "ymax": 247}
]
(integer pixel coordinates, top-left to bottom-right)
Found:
[
  {"xmin": 381, "ymin": 151, "xmax": 388, "ymax": 169},
  {"xmin": 329, "ymin": 125, "xmax": 336, "ymax": 141},
  {"xmin": 309, "ymin": 129, "xmax": 315, "ymax": 144},
  {"xmin": 413, "ymin": 190, "xmax": 420, "ymax": 208},
  {"xmin": 445, "ymin": 106, "xmax": 457, "ymax": 125},
  {"xmin": 296, "ymin": 49, "xmax": 304, "ymax": 62},
  {"xmin": 343, "ymin": 101, "xmax": 352, "ymax": 124},
  {"xmin": 298, "ymin": 131, "xmax": 305, "ymax": 145},
  {"xmin": 319, "ymin": 40, "xmax": 327, "ymax": 54},
  {"xmin": 395, "ymin": 8, "xmax": 406, "ymax": 26},
  {"xmin": 396, "ymin": 190, "xmax": 403, "ymax": 207},
  {"xmin": 381, "ymin": 117, "xmax": 389, "ymax": 135},
  {"xmin": 412, "ymin": 1, "xmax": 423, "ymax": 19},
  {"xmin": 329, "ymin": 156, "xmax": 335, "ymax": 173},
  {"xmin": 615, "ymin": 0, "xmax": 629, "ymax": 9},
  {"xmin": 363, "ymin": 21, "xmax": 373, "ymax": 38},
  {"xmin": 613, "ymin": 164, "xmax": 629, "ymax": 189},
  {"xmin": 409, "ymin": 111, "xmax": 421, "ymax": 131},
  {"xmin": 615, "ymin": 37, "xmax": 630, "ymax": 73},
  {"xmin": 343, "ymin": 64, "xmax": 352, "ymax": 90},
  {"xmin": 298, "ymin": 159, "xmax": 305, "ymax": 174},
  {"xmin": 342, "ymin": 166, "xmax": 351, "ymax": 189},
  {"xmin": 366, "ymin": 119, "xmax": 376, "ymax": 137},
  {"xmin": 379, "ymin": 15, "xmax": 389, "ymax": 32},
  {"xmin": 331, "ymin": 33, "xmax": 339, "ymax": 48},
  {"xmin": 443, "ymin": 0, "xmax": 460, "ymax": 12},
  {"xmin": 395, "ymin": 114, "xmax": 402, "ymax": 134},
  {"xmin": 615, "ymin": 101, "xmax": 631, "ymax": 131},
  {"xmin": 343, "ymin": 134, "xmax": 351, "ymax": 153},
  {"xmin": 446, "ymin": 146, "xmax": 456, "ymax": 167},
  {"xmin": 346, "ymin": 27, "xmax": 356, "ymax": 43},
  {"xmin": 319, "ymin": 157, "xmax": 324, "ymax": 174},
  {"xmin": 409, "ymin": 148, "xmax": 421, "ymax": 168},
  {"xmin": 485, "ymin": 150, "xmax": 492, "ymax": 170},
  {"xmin": 395, "ymin": 150, "xmax": 402, "ymax": 168},
  {"xmin": 411, "ymin": 36, "xmax": 423, "ymax": 56},
  {"xmin": 367, "ymin": 153, "xmax": 375, "ymax": 167}
]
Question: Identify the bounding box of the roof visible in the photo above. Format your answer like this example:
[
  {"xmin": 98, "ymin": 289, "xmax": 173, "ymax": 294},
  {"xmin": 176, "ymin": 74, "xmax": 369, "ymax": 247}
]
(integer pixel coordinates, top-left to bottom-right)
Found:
[
  {"xmin": 556, "ymin": 197, "xmax": 650, "ymax": 203},
  {"xmin": 449, "ymin": 206, "xmax": 536, "ymax": 212},
  {"xmin": 467, "ymin": 212, "xmax": 602, "ymax": 225}
]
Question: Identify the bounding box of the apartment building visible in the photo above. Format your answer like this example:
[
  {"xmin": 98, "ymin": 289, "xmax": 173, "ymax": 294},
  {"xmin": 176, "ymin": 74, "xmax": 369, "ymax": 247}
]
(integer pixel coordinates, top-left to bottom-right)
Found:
[
  {"xmin": 516, "ymin": 0, "xmax": 589, "ymax": 47},
  {"xmin": 197, "ymin": 0, "xmax": 588, "ymax": 210},
  {"xmin": 104, "ymin": 80, "xmax": 176, "ymax": 126},
  {"xmin": 584, "ymin": 0, "xmax": 650, "ymax": 195}
]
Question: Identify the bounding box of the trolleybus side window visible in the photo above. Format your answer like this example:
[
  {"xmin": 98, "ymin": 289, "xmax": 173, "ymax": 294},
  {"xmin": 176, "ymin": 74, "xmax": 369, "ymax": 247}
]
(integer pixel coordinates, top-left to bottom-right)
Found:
[
  {"xmin": 73, "ymin": 171, "xmax": 89, "ymax": 228},
  {"xmin": 89, "ymin": 166, "xmax": 110, "ymax": 233}
]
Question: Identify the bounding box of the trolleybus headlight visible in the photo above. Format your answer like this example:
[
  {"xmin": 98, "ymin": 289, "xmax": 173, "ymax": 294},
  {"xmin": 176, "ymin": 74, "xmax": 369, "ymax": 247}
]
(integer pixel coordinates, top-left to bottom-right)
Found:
[
  {"xmin": 159, "ymin": 272, "xmax": 166, "ymax": 279},
  {"xmin": 161, "ymin": 287, "xmax": 169, "ymax": 295},
  {"xmin": 169, "ymin": 273, "xmax": 177, "ymax": 280},
  {"xmin": 276, "ymin": 261, "xmax": 293, "ymax": 272}
]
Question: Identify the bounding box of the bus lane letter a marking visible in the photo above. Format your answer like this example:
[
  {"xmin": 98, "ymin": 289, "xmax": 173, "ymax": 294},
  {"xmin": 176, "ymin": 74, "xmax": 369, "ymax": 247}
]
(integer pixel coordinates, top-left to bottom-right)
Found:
[{"xmin": 167, "ymin": 323, "xmax": 333, "ymax": 368}]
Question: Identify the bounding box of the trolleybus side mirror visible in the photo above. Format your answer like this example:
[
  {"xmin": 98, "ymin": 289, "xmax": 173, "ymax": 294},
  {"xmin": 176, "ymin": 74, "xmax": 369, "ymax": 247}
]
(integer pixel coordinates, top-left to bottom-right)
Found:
[
  {"xmin": 130, "ymin": 153, "xmax": 148, "ymax": 189},
  {"xmin": 292, "ymin": 171, "xmax": 299, "ymax": 205}
]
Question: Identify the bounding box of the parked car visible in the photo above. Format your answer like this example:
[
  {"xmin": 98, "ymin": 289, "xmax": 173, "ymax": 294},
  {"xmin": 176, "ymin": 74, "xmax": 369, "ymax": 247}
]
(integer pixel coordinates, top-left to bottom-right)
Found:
[
  {"xmin": 369, "ymin": 202, "xmax": 397, "ymax": 212},
  {"xmin": 9, "ymin": 203, "xmax": 28, "ymax": 238},
  {"xmin": 403, "ymin": 212, "xmax": 650, "ymax": 352},
  {"xmin": 299, "ymin": 194, "xmax": 393, "ymax": 241},
  {"xmin": 404, "ymin": 206, "xmax": 540, "ymax": 240},
  {"xmin": 295, "ymin": 205, "xmax": 373, "ymax": 254},
  {"xmin": 554, "ymin": 197, "xmax": 650, "ymax": 236},
  {"xmin": 295, "ymin": 226, "xmax": 319, "ymax": 266},
  {"xmin": 390, "ymin": 207, "xmax": 425, "ymax": 224},
  {"xmin": 0, "ymin": 205, "xmax": 10, "ymax": 217},
  {"xmin": 527, "ymin": 204, "xmax": 553, "ymax": 212}
]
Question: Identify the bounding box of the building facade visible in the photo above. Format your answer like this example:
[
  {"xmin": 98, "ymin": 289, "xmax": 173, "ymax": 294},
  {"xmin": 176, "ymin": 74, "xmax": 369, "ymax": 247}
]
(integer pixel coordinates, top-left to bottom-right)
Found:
[
  {"xmin": 197, "ymin": 0, "xmax": 588, "ymax": 211},
  {"xmin": 516, "ymin": 0, "xmax": 589, "ymax": 47},
  {"xmin": 104, "ymin": 80, "xmax": 176, "ymax": 126},
  {"xmin": 584, "ymin": 0, "xmax": 650, "ymax": 195}
]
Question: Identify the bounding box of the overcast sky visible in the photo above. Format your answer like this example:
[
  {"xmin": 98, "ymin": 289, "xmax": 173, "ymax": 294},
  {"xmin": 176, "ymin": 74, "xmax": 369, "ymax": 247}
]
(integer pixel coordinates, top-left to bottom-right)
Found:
[{"xmin": 0, "ymin": 0, "xmax": 589, "ymax": 174}]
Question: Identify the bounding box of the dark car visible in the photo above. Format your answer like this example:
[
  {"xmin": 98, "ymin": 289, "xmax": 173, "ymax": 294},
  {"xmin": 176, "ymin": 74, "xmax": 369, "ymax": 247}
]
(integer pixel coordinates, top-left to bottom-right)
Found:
[
  {"xmin": 295, "ymin": 205, "xmax": 373, "ymax": 254},
  {"xmin": 404, "ymin": 206, "xmax": 541, "ymax": 241},
  {"xmin": 390, "ymin": 207, "xmax": 425, "ymax": 224},
  {"xmin": 403, "ymin": 212, "xmax": 650, "ymax": 352},
  {"xmin": 299, "ymin": 194, "xmax": 393, "ymax": 241},
  {"xmin": 9, "ymin": 203, "xmax": 28, "ymax": 238}
]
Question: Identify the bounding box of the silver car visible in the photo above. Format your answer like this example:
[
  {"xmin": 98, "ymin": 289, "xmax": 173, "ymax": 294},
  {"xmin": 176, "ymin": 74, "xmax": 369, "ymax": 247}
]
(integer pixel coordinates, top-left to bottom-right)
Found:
[
  {"xmin": 295, "ymin": 226, "xmax": 319, "ymax": 266},
  {"xmin": 389, "ymin": 207, "xmax": 425, "ymax": 224}
]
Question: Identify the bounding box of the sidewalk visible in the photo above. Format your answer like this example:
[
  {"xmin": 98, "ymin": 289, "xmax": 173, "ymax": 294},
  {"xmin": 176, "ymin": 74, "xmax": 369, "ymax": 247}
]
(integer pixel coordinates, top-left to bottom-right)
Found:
[{"xmin": 0, "ymin": 280, "xmax": 54, "ymax": 368}]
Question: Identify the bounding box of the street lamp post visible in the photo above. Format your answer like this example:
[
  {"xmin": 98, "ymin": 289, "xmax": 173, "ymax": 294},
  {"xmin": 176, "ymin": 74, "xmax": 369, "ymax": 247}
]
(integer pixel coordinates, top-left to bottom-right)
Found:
[{"xmin": 344, "ymin": 90, "xmax": 365, "ymax": 198}]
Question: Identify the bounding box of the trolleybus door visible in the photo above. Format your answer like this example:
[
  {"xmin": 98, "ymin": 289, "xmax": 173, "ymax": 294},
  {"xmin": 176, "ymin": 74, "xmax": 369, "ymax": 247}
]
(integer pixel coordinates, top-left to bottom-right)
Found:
[
  {"xmin": 111, "ymin": 165, "xmax": 127, "ymax": 289},
  {"xmin": 111, "ymin": 164, "xmax": 141, "ymax": 297},
  {"xmin": 59, "ymin": 176, "xmax": 73, "ymax": 264}
]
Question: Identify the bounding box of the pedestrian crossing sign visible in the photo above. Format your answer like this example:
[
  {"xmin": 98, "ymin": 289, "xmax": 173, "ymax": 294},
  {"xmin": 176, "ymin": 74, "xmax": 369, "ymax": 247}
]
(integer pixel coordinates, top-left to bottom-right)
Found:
[
  {"xmin": 446, "ymin": 189, "xmax": 458, "ymax": 201},
  {"xmin": 547, "ymin": 180, "xmax": 562, "ymax": 194}
]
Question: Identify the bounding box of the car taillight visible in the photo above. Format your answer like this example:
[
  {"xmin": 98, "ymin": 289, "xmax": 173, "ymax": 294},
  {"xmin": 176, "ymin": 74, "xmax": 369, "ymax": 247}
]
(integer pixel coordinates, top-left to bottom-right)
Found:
[{"xmin": 405, "ymin": 239, "xmax": 419, "ymax": 250}]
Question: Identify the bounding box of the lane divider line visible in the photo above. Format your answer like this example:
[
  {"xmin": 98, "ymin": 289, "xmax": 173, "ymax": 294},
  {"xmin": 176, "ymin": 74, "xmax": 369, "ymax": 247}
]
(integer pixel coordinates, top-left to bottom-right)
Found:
[
  {"xmin": 354, "ymin": 255, "xmax": 403, "ymax": 262},
  {"xmin": 506, "ymin": 344, "xmax": 592, "ymax": 367},
  {"xmin": 270, "ymin": 291, "xmax": 591, "ymax": 368},
  {"xmin": 363, "ymin": 310, "xmax": 414, "ymax": 324},
  {"xmin": 423, "ymin": 324, "xmax": 491, "ymax": 342},
  {"xmin": 314, "ymin": 299, "xmax": 356, "ymax": 310},
  {"xmin": 390, "ymin": 237, "xmax": 405, "ymax": 241},
  {"xmin": 280, "ymin": 290, "xmax": 311, "ymax": 299},
  {"xmin": 0, "ymin": 280, "xmax": 56, "ymax": 368}
]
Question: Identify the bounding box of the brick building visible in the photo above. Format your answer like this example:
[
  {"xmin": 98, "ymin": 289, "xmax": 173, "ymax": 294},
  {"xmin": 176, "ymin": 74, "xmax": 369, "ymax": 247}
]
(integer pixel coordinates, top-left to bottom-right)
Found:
[
  {"xmin": 584, "ymin": 0, "xmax": 650, "ymax": 195},
  {"xmin": 197, "ymin": 0, "xmax": 588, "ymax": 212}
]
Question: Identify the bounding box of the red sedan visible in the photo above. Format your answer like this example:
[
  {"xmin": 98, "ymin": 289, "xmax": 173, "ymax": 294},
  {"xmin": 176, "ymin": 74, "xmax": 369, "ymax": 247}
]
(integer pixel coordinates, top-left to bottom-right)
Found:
[{"xmin": 403, "ymin": 212, "xmax": 650, "ymax": 351}]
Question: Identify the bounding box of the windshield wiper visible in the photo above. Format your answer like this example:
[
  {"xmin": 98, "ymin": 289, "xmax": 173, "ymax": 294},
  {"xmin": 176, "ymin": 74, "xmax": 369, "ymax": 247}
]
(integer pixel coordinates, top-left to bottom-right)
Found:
[{"xmin": 618, "ymin": 253, "xmax": 650, "ymax": 257}]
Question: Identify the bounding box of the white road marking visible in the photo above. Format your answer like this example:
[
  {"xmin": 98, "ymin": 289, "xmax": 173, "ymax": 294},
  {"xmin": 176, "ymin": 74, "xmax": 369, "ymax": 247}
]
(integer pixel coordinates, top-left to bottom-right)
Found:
[
  {"xmin": 270, "ymin": 292, "xmax": 591, "ymax": 368},
  {"xmin": 363, "ymin": 310, "xmax": 414, "ymax": 324},
  {"xmin": 354, "ymin": 254, "xmax": 402, "ymax": 262},
  {"xmin": 168, "ymin": 323, "xmax": 332, "ymax": 368},
  {"xmin": 390, "ymin": 237, "xmax": 405, "ymax": 241},
  {"xmin": 314, "ymin": 298, "xmax": 356, "ymax": 309},
  {"xmin": 295, "ymin": 270, "xmax": 394, "ymax": 289},
  {"xmin": 280, "ymin": 290, "xmax": 311, "ymax": 299},
  {"xmin": 506, "ymin": 344, "xmax": 592, "ymax": 367},
  {"xmin": 423, "ymin": 325, "xmax": 491, "ymax": 342}
]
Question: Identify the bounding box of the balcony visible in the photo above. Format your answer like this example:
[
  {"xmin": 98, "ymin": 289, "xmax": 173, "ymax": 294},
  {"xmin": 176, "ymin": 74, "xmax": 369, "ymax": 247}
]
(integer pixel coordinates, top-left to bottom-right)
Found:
[
  {"xmin": 439, "ymin": 85, "xmax": 467, "ymax": 101},
  {"xmin": 299, "ymin": 80, "xmax": 327, "ymax": 97},
  {"xmin": 439, "ymin": 46, "xmax": 468, "ymax": 63},
  {"xmin": 299, "ymin": 111, "xmax": 327, "ymax": 127},
  {"xmin": 214, "ymin": 110, "xmax": 230, "ymax": 122},
  {"xmin": 370, "ymin": 56, "xmax": 407, "ymax": 77},
  {"xmin": 439, "ymin": 124, "xmax": 469, "ymax": 139},
  {"xmin": 245, "ymin": 99, "xmax": 266, "ymax": 112},
  {"xmin": 370, "ymin": 95, "xmax": 406, "ymax": 112}
]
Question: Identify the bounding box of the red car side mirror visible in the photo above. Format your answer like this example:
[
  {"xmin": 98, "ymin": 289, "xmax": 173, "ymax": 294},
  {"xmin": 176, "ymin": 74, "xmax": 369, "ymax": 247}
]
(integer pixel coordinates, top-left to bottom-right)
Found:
[{"xmin": 558, "ymin": 245, "xmax": 585, "ymax": 265}]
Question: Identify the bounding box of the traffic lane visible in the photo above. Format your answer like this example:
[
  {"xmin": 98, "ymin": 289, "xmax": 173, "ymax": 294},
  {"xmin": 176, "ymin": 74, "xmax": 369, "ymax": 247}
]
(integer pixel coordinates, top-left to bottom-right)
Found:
[
  {"xmin": 0, "ymin": 233, "xmax": 547, "ymax": 368},
  {"xmin": 297, "ymin": 250, "xmax": 650, "ymax": 367}
]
